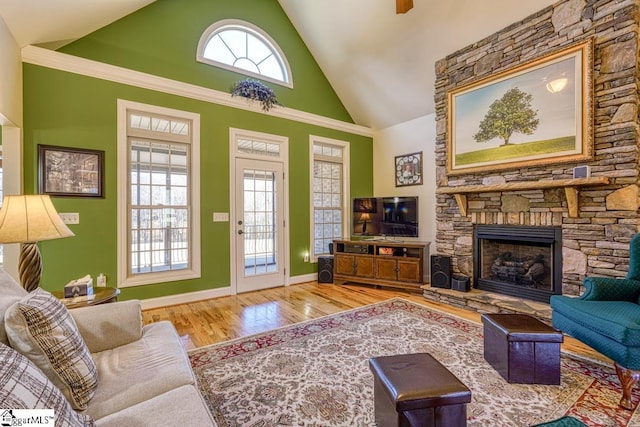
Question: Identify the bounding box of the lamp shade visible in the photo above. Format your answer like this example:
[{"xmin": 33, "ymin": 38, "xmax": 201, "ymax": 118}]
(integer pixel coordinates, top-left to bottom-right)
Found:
[{"xmin": 0, "ymin": 195, "xmax": 74, "ymax": 243}]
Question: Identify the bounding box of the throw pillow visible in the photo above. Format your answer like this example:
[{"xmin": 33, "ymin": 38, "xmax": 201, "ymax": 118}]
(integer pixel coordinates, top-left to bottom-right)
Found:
[
  {"xmin": 5, "ymin": 288, "xmax": 98, "ymax": 410},
  {"xmin": 0, "ymin": 268, "xmax": 28, "ymax": 346},
  {"xmin": 0, "ymin": 342, "xmax": 94, "ymax": 426}
]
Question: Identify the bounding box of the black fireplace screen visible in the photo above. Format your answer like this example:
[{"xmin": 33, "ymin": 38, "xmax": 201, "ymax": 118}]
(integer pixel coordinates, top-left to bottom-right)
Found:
[
  {"xmin": 480, "ymin": 240, "xmax": 551, "ymax": 291},
  {"xmin": 473, "ymin": 225, "xmax": 562, "ymax": 303}
]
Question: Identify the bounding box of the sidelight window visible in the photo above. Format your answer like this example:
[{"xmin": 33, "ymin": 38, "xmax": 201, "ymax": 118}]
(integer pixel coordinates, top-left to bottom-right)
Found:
[{"xmin": 310, "ymin": 136, "xmax": 349, "ymax": 259}]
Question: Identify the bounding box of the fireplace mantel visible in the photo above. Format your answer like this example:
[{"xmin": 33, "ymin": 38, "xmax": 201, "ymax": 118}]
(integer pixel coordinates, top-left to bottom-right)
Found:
[{"xmin": 436, "ymin": 177, "xmax": 610, "ymax": 217}]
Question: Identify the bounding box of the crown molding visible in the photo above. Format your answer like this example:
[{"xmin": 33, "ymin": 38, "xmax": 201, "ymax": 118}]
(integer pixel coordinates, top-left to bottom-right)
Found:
[{"xmin": 22, "ymin": 45, "xmax": 373, "ymax": 138}]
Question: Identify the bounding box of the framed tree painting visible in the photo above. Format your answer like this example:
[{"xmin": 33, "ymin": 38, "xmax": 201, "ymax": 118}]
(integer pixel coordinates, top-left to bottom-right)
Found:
[
  {"xmin": 395, "ymin": 152, "xmax": 423, "ymax": 187},
  {"xmin": 446, "ymin": 40, "xmax": 593, "ymax": 175},
  {"xmin": 38, "ymin": 145, "xmax": 105, "ymax": 197}
]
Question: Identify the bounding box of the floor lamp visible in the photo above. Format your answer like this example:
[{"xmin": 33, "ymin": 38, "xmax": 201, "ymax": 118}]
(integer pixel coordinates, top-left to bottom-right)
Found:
[{"xmin": 0, "ymin": 195, "xmax": 74, "ymax": 292}]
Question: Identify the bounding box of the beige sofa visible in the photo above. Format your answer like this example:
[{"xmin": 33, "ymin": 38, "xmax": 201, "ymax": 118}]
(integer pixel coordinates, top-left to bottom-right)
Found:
[{"xmin": 0, "ymin": 270, "xmax": 216, "ymax": 426}]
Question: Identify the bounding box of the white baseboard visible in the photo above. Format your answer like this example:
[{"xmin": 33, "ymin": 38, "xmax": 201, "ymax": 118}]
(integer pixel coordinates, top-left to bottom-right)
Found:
[
  {"xmin": 139, "ymin": 286, "xmax": 232, "ymax": 310},
  {"xmin": 289, "ymin": 273, "xmax": 317, "ymax": 285},
  {"xmin": 139, "ymin": 274, "xmax": 318, "ymax": 309}
]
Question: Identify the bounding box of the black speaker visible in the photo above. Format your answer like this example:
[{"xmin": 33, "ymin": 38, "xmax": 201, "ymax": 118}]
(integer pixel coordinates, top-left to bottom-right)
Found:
[
  {"xmin": 430, "ymin": 255, "xmax": 451, "ymax": 289},
  {"xmin": 451, "ymin": 275, "xmax": 470, "ymax": 292},
  {"xmin": 318, "ymin": 256, "xmax": 334, "ymax": 283}
]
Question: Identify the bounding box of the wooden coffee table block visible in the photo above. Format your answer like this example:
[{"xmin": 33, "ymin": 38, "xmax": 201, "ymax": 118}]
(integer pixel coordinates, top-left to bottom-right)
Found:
[
  {"xmin": 369, "ymin": 353, "xmax": 471, "ymax": 427},
  {"xmin": 482, "ymin": 313, "xmax": 563, "ymax": 385}
]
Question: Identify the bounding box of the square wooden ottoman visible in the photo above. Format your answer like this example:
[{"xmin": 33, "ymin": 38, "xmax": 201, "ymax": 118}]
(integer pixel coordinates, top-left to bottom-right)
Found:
[
  {"xmin": 369, "ymin": 353, "xmax": 471, "ymax": 427},
  {"xmin": 481, "ymin": 313, "xmax": 563, "ymax": 385}
]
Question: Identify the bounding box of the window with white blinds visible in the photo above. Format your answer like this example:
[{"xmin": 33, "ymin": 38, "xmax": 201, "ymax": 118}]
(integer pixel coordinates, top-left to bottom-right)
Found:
[{"xmin": 118, "ymin": 101, "xmax": 200, "ymax": 287}]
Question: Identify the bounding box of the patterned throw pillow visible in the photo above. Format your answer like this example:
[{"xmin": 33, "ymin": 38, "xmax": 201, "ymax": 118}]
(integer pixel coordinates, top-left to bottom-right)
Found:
[
  {"xmin": 0, "ymin": 342, "xmax": 94, "ymax": 426},
  {"xmin": 0, "ymin": 269, "xmax": 28, "ymax": 346},
  {"xmin": 5, "ymin": 288, "xmax": 98, "ymax": 410}
]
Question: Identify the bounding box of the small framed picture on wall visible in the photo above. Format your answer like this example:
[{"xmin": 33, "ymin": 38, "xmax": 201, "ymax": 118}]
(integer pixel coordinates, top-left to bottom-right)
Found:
[
  {"xmin": 395, "ymin": 151, "xmax": 422, "ymax": 187},
  {"xmin": 38, "ymin": 145, "xmax": 105, "ymax": 197}
]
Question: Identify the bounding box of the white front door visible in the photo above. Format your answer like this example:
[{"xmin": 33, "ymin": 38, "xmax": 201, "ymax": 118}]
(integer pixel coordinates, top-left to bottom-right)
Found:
[{"xmin": 234, "ymin": 158, "xmax": 285, "ymax": 292}]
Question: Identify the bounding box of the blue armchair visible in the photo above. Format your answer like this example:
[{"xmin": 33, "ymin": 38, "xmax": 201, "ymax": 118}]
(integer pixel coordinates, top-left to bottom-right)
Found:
[{"xmin": 550, "ymin": 233, "xmax": 640, "ymax": 410}]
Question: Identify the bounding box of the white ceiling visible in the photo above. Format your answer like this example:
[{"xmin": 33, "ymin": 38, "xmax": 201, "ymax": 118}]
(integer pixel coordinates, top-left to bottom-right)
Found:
[{"xmin": 0, "ymin": 0, "xmax": 557, "ymax": 130}]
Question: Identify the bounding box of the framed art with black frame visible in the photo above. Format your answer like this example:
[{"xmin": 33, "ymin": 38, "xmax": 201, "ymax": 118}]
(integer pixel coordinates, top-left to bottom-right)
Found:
[{"xmin": 38, "ymin": 145, "xmax": 105, "ymax": 197}]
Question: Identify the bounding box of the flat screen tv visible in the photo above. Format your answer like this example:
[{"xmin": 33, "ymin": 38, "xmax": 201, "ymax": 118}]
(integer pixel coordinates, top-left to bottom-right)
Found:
[{"xmin": 352, "ymin": 196, "xmax": 418, "ymax": 238}]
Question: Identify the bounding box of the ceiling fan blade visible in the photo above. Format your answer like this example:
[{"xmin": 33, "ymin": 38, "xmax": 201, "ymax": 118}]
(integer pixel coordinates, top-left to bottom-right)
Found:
[{"xmin": 396, "ymin": 0, "xmax": 413, "ymax": 14}]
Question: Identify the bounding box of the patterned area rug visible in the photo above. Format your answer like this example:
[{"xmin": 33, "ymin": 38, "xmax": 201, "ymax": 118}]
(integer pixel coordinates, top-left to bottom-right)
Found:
[{"xmin": 189, "ymin": 299, "xmax": 640, "ymax": 426}]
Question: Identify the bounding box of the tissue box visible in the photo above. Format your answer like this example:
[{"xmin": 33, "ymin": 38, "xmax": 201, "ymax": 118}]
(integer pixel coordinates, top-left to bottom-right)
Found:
[{"xmin": 64, "ymin": 279, "xmax": 94, "ymax": 298}]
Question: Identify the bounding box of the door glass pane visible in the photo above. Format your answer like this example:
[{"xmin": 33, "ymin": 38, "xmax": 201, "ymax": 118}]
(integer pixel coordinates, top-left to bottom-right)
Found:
[{"xmin": 243, "ymin": 169, "xmax": 278, "ymax": 276}]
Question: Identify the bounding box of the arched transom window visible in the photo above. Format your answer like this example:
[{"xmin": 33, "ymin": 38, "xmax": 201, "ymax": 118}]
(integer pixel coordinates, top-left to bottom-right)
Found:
[{"xmin": 197, "ymin": 19, "xmax": 292, "ymax": 88}]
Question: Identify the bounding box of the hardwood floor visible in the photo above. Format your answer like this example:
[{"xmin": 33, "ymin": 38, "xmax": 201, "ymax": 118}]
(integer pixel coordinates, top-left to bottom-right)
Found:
[{"xmin": 141, "ymin": 281, "xmax": 609, "ymax": 364}]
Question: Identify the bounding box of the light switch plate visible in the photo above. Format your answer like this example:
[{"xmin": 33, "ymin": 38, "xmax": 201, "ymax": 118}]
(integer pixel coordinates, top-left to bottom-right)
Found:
[
  {"xmin": 213, "ymin": 212, "xmax": 229, "ymax": 222},
  {"xmin": 59, "ymin": 213, "xmax": 80, "ymax": 224}
]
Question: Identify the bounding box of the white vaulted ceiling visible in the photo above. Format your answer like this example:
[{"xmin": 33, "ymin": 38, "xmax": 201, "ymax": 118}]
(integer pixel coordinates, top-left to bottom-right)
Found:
[{"xmin": 0, "ymin": 0, "xmax": 557, "ymax": 129}]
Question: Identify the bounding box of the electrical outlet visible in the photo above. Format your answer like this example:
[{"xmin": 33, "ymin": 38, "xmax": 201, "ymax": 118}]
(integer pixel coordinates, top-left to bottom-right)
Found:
[{"xmin": 59, "ymin": 213, "xmax": 80, "ymax": 224}]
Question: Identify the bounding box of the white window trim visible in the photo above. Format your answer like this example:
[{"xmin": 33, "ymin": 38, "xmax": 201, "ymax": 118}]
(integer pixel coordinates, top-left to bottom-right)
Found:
[
  {"xmin": 309, "ymin": 135, "xmax": 350, "ymax": 263},
  {"xmin": 0, "ymin": 126, "xmax": 21, "ymax": 278},
  {"xmin": 196, "ymin": 19, "xmax": 293, "ymax": 89},
  {"xmin": 117, "ymin": 99, "xmax": 201, "ymax": 288}
]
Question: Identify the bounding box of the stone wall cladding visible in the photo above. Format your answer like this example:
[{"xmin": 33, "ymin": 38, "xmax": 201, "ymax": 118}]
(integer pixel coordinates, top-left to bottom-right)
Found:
[{"xmin": 434, "ymin": 0, "xmax": 640, "ymax": 296}]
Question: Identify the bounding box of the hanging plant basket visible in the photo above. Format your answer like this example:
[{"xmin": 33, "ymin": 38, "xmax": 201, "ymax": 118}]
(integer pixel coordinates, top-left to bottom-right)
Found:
[{"xmin": 230, "ymin": 78, "xmax": 280, "ymax": 111}]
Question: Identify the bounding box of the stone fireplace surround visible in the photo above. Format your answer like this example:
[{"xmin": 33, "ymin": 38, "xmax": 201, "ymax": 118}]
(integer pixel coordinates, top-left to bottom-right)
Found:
[{"xmin": 432, "ymin": 0, "xmax": 640, "ymax": 301}]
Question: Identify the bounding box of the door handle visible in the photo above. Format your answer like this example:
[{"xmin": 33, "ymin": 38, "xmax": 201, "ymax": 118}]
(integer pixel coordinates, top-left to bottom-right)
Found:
[{"xmin": 238, "ymin": 230, "xmax": 244, "ymax": 235}]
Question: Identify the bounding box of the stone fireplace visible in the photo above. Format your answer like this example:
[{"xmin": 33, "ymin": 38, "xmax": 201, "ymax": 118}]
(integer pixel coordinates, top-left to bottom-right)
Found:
[
  {"xmin": 473, "ymin": 225, "xmax": 562, "ymax": 303},
  {"xmin": 432, "ymin": 0, "xmax": 640, "ymax": 301}
]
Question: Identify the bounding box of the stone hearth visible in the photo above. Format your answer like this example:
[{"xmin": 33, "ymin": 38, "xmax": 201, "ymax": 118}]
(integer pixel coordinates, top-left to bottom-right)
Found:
[{"xmin": 422, "ymin": 285, "xmax": 552, "ymax": 324}]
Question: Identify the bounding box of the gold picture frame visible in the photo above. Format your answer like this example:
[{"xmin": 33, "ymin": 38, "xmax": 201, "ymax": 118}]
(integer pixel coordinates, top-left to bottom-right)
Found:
[{"xmin": 446, "ymin": 40, "xmax": 593, "ymax": 175}]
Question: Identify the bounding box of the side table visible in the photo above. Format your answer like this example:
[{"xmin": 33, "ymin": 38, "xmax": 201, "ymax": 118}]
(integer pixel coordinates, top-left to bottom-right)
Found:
[{"xmin": 52, "ymin": 287, "xmax": 120, "ymax": 309}]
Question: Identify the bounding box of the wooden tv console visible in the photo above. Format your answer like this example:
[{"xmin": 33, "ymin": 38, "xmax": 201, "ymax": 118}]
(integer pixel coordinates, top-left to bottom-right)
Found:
[{"xmin": 333, "ymin": 239, "xmax": 430, "ymax": 292}]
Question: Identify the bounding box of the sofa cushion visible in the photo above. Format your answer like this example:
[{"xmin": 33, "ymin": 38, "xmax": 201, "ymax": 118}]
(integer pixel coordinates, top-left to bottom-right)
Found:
[
  {"xmin": 550, "ymin": 297, "xmax": 640, "ymax": 346},
  {"xmin": 0, "ymin": 342, "xmax": 95, "ymax": 426},
  {"xmin": 93, "ymin": 385, "xmax": 216, "ymax": 426},
  {"xmin": 5, "ymin": 288, "xmax": 98, "ymax": 410},
  {"xmin": 0, "ymin": 269, "xmax": 28, "ymax": 346},
  {"xmin": 83, "ymin": 321, "xmax": 197, "ymax": 420},
  {"xmin": 70, "ymin": 300, "xmax": 144, "ymax": 353}
]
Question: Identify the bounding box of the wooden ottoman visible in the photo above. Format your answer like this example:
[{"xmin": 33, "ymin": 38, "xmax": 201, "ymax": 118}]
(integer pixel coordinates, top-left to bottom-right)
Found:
[
  {"xmin": 369, "ymin": 353, "xmax": 471, "ymax": 427},
  {"xmin": 481, "ymin": 313, "xmax": 563, "ymax": 385}
]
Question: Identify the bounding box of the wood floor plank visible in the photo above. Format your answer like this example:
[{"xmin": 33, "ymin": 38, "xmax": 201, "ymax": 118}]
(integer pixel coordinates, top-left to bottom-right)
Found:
[{"xmin": 141, "ymin": 281, "xmax": 610, "ymax": 365}]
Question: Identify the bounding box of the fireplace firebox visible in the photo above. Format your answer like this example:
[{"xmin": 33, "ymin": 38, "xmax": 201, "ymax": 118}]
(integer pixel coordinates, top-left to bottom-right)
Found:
[{"xmin": 473, "ymin": 225, "xmax": 562, "ymax": 303}]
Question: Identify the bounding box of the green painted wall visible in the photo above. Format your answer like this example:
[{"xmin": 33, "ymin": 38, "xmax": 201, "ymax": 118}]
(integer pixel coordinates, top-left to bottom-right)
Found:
[
  {"xmin": 58, "ymin": 0, "xmax": 353, "ymax": 124},
  {"xmin": 22, "ymin": 64, "xmax": 372, "ymax": 300}
]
